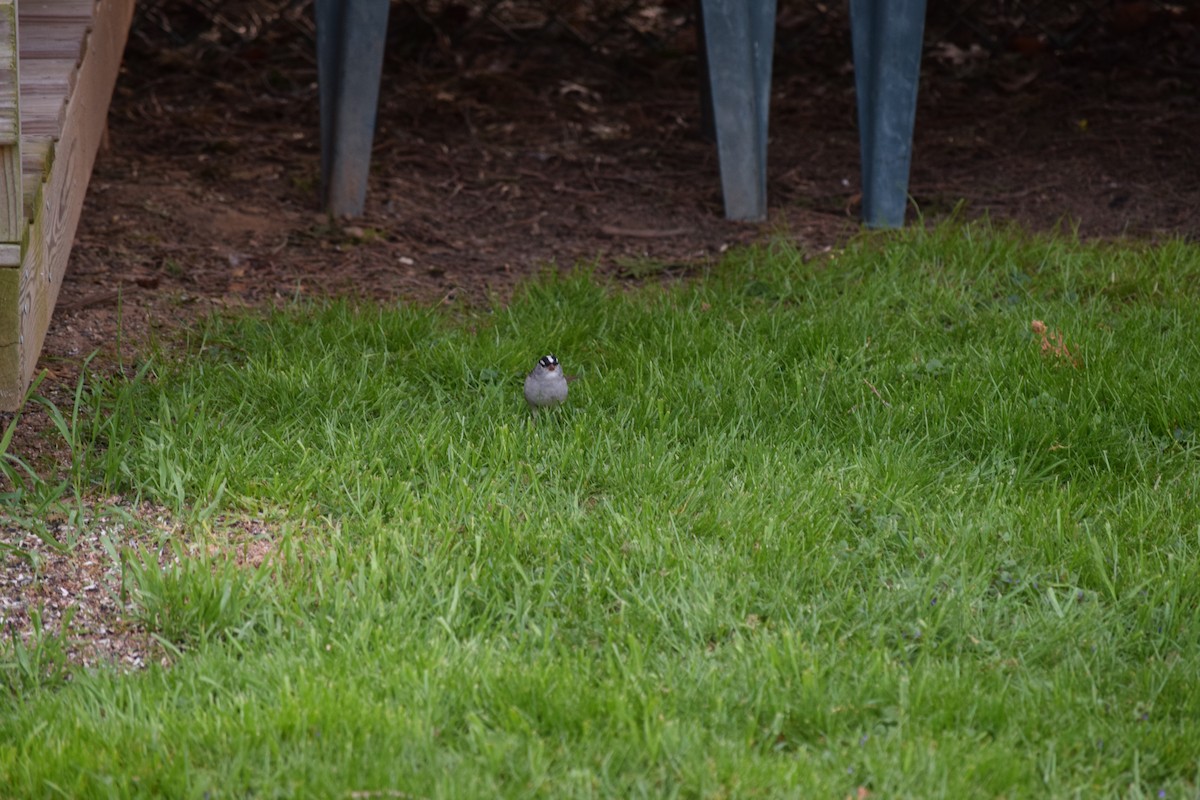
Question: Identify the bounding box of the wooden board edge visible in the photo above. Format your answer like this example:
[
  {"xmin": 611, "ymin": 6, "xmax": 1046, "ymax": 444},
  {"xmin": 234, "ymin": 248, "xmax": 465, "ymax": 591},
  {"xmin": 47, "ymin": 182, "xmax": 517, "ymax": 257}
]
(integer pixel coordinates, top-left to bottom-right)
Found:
[
  {"xmin": 0, "ymin": 265, "xmax": 20, "ymax": 408},
  {"xmin": 0, "ymin": 0, "xmax": 132, "ymax": 410},
  {"xmin": 0, "ymin": 0, "xmax": 22, "ymax": 241}
]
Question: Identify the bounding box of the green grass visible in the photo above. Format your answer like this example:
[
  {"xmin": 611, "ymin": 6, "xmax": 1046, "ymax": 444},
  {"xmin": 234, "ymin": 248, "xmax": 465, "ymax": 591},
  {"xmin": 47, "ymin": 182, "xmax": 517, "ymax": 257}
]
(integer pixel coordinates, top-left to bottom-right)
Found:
[{"xmin": 4, "ymin": 221, "xmax": 1200, "ymax": 797}]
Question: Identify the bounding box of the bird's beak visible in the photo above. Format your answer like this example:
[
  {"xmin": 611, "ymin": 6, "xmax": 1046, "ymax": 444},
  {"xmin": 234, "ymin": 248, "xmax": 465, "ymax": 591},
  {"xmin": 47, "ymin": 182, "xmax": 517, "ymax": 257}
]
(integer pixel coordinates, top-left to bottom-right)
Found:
[{"xmin": 546, "ymin": 364, "xmax": 557, "ymax": 372}]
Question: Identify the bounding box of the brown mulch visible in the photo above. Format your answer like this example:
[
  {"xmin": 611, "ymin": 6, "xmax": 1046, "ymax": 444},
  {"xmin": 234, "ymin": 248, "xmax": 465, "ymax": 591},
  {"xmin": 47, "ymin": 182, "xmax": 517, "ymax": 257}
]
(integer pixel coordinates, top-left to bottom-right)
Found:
[
  {"xmin": 52, "ymin": 0, "xmax": 1200, "ymax": 367},
  {"xmin": 2, "ymin": 0, "xmax": 1198, "ymax": 669}
]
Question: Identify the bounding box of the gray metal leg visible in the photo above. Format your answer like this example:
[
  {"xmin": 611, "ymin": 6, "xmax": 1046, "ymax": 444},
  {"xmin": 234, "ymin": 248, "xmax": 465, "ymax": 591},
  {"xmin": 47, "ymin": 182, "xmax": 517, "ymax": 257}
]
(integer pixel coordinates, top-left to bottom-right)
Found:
[
  {"xmin": 315, "ymin": 0, "xmax": 390, "ymax": 217},
  {"xmin": 699, "ymin": 0, "xmax": 777, "ymax": 222},
  {"xmin": 850, "ymin": 0, "xmax": 927, "ymax": 228},
  {"xmin": 695, "ymin": 0, "xmax": 715, "ymax": 142}
]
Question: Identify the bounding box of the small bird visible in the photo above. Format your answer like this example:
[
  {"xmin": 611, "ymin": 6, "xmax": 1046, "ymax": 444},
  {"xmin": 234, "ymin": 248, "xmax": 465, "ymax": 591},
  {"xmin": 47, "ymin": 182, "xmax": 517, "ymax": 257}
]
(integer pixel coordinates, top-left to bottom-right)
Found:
[{"xmin": 524, "ymin": 353, "xmax": 569, "ymax": 413}]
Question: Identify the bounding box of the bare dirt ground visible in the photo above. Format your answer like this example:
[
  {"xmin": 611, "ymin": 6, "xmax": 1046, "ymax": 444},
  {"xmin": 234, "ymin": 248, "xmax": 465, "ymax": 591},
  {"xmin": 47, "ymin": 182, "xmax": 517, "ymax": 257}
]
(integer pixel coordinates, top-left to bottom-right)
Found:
[
  {"xmin": 49, "ymin": 0, "xmax": 1200, "ymax": 383},
  {"xmin": 1, "ymin": 0, "xmax": 1198, "ymax": 669}
]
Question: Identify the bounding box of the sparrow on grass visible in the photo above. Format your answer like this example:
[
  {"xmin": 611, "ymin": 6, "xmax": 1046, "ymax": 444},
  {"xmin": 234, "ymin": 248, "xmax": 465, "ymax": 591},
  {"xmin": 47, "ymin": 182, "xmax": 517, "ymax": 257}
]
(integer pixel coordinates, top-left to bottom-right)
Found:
[{"xmin": 524, "ymin": 353, "xmax": 570, "ymax": 414}]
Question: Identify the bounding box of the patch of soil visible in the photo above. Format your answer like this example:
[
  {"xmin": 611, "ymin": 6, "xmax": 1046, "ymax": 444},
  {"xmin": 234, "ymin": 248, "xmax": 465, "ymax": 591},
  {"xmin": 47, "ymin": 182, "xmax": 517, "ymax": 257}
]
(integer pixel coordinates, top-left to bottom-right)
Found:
[
  {"xmin": 1, "ymin": 502, "xmax": 288, "ymax": 673},
  {"xmin": 1, "ymin": 519, "xmax": 150, "ymax": 671},
  {"xmin": 1, "ymin": 0, "xmax": 1198, "ymax": 667}
]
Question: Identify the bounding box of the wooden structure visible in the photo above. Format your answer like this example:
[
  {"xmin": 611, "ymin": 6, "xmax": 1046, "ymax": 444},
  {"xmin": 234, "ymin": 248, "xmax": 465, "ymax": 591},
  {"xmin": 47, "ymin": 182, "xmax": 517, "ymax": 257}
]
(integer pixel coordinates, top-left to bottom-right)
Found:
[{"xmin": 0, "ymin": 0, "xmax": 133, "ymax": 410}]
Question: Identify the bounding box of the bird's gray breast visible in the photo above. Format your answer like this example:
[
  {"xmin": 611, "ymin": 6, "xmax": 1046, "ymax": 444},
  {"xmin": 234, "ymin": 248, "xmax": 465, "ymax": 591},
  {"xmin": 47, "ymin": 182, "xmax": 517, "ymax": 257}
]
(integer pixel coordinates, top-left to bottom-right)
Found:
[{"xmin": 524, "ymin": 371, "xmax": 568, "ymax": 407}]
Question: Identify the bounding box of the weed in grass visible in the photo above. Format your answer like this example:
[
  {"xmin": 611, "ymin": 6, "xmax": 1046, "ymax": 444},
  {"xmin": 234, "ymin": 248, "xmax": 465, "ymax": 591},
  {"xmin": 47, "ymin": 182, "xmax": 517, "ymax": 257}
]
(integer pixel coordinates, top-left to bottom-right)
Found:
[
  {"xmin": 0, "ymin": 606, "xmax": 73, "ymax": 696},
  {"xmin": 1031, "ymin": 318, "xmax": 1080, "ymax": 367},
  {"xmin": 0, "ymin": 373, "xmax": 77, "ymax": 554},
  {"xmin": 119, "ymin": 535, "xmax": 288, "ymax": 653}
]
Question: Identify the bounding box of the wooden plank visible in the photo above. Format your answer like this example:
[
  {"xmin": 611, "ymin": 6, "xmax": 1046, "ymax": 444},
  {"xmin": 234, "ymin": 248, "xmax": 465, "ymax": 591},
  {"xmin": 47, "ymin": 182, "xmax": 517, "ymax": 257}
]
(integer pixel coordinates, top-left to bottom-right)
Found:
[
  {"xmin": 0, "ymin": 0, "xmax": 133, "ymax": 409},
  {"xmin": 18, "ymin": 17, "xmax": 92, "ymax": 60},
  {"xmin": 0, "ymin": 0, "xmax": 17, "ymax": 145},
  {"xmin": 0, "ymin": 268, "xmax": 17, "ymax": 384},
  {"xmin": 21, "ymin": 139, "xmax": 50, "ymax": 213},
  {"xmin": 0, "ymin": 143, "xmax": 18, "ymax": 240},
  {"xmin": 18, "ymin": 90, "xmax": 66, "ymax": 137},
  {"xmin": 19, "ymin": 58, "xmax": 76, "ymax": 98},
  {"xmin": 0, "ymin": 0, "xmax": 20, "ymax": 244},
  {"xmin": 19, "ymin": 0, "xmax": 97, "ymax": 22}
]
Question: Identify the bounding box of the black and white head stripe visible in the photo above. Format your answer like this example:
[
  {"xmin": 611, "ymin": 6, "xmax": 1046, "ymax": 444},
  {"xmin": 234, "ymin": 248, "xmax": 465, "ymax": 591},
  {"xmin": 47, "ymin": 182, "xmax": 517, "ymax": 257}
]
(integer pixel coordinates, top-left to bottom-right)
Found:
[{"xmin": 539, "ymin": 354, "xmax": 559, "ymax": 369}]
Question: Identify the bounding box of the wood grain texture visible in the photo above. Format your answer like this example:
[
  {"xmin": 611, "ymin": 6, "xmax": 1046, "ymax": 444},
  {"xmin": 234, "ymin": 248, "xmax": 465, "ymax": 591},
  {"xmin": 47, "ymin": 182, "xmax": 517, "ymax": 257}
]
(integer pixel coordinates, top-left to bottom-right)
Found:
[
  {"xmin": 0, "ymin": 0, "xmax": 20, "ymax": 243},
  {"xmin": 18, "ymin": 90, "xmax": 66, "ymax": 137},
  {"xmin": 0, "ymin": 143, "xmax": 18, "ymax": 242},
  {"xmin": 0, "ymin": 1, "xmax": 16, "ymax": 140},
  {"xmin": 0, "ymin": 2, "xmax": 17, "ymax": 143},
  {"xmin": 18, "ymin": 0, "xmax": 97, "ymax": 22},
  {"xmin": 18, "ymin": 14, "xmax": 91, "ymax": 60},
  {"xmin": 20, "ymin": 139, "xmax": 49, "ymax": 214},
  {"xmin": 0, "ymin": 268, "xmax": 17, "ymax": 387},
  {"xmin": 0, "ymin": 0, "xmax": 133, "ymax": 409}
]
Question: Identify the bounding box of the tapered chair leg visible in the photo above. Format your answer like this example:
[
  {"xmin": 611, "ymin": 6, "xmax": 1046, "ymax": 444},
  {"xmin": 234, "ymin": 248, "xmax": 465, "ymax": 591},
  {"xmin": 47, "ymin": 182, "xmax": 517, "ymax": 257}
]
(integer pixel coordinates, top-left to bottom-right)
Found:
[
  {"xmin": 849, "ymin": 0, "xmax": 927, "ymax": 228},
  {"xmin": 699, "ymin": 0, "xmax": 777, "ymax": 222},
  {"xmin": 695, "ymin": 0, "xmax": 715, "ymax": 142},
  {"xmin": 315, "ymin": 0, "xmax": 390, "ymax": 217}
]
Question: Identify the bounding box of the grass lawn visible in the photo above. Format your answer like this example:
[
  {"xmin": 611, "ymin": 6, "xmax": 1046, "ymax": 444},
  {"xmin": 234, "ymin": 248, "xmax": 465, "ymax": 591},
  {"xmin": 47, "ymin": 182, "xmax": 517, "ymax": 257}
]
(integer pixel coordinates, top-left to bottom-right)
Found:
[{"xmin": 2, "ymin": 222, "xmax": 1199, "ymax": 798}]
